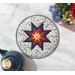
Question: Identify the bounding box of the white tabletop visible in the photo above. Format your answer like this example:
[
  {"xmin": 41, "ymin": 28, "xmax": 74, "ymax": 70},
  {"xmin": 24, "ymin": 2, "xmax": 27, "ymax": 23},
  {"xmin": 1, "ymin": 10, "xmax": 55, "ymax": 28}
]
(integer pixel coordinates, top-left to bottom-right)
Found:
[{"xmin": 0, "ymin": 3, "xmax": 75, "ymax": 71}]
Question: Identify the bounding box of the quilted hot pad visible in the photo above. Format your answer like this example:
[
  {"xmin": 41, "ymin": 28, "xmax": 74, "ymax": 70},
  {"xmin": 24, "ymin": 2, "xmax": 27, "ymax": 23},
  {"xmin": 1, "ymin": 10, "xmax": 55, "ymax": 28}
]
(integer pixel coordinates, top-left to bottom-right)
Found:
[{"xmin": 16, "ymin": 15, "xmax": 59, "ymax": 58}]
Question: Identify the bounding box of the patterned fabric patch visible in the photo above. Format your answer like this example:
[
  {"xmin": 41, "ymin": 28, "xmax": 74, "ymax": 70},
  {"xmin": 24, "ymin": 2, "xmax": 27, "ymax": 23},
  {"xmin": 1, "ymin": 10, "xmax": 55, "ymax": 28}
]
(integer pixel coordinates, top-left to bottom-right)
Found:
[{"xmin": 16, "ymin": 15, "xmax": 59, "ymax": 58}]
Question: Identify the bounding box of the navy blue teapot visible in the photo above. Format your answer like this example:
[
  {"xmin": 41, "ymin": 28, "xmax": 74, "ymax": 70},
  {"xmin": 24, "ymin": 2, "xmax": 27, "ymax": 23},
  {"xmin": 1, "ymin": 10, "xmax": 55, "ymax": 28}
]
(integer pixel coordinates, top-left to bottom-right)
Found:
[{"xmin": 0, "ymin": 49, "xmax": 25, "ymax": 71}]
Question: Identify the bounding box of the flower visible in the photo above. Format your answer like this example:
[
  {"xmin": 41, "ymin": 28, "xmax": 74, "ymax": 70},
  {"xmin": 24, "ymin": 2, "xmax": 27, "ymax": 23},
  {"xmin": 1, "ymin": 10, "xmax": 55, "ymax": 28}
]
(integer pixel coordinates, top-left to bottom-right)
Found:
[
  {"xmin": 53, "ymin": 14, "xmax": 61, "ymax": 22},
  {"xmin": 49, "ymin": 5, "xmax": 53, "ymax": 12},
  {"xmin": 63, "ymin": 17, "xmax": 66, "ymax": 20},
  {"xmin": 61, "ymin": 3, "xmax": 70, "ymax": 10},
  {"xmin": 67, "ymin": 3, "xmax": 71, "ymax": 5},
  {"xmin": 70, "ymin": 3, "xmax": 75, "ymax": 8},
  {"xmin": 49, "ymin": 3, "xmax": 75, "ymax": 25},
  {"xmin": 62, "ymin": 3, "xmax": 67, "ymax": 7},
  {"xmin": 49, "ymin": 5, "xmax": 58, "ymax": 14},
  {"xmin": 69, "ymin": 16, "xmax": 73, "ymax": 20},
  {"xmin": 70, "ymin": 20, "xmax": 74, "ymax": 24},
  {"xmin": 69, "ymin": 11, "xmax": 73, "ymax": 14},
  {"xmin": 59, "ymin": 21, "xmax": 62, "ymax": 23},
  {"xmin": 69, "ymin": 3, "xmax": 75, "ymax": 21}
]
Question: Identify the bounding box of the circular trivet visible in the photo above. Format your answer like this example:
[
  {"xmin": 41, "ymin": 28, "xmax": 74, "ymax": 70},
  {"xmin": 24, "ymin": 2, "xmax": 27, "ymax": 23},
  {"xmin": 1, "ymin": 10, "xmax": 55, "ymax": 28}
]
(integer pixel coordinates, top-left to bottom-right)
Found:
[{"xmin": 16, "ymin": 15, "xmax": 59, "ymax": 59}]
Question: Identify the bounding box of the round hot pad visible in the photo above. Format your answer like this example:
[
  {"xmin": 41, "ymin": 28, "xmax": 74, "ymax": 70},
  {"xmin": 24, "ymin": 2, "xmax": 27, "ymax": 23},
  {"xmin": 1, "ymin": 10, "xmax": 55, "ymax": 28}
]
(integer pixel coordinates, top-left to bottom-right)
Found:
[{"xmin": 16, "ymin": 15, "xmax": 59, "ymax": 59}]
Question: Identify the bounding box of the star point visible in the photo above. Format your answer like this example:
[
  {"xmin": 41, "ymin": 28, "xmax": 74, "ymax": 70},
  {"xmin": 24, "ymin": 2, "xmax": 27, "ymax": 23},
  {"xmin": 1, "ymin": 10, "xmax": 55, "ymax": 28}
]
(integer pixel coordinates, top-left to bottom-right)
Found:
[{"xmin": 23, "ymin": 22, "xmax": 51, "ymax": 50}]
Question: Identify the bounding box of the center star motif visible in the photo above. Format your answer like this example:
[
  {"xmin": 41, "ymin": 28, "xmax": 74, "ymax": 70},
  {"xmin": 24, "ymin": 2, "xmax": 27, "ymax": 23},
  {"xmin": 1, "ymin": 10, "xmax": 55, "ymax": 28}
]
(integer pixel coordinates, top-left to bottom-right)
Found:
[
  {"xmin": 23, "ymin": 22, "xmax": 51, "ymax": 50},
  {"xmin": 33, "ymin": 32, "xmax": 41, "ymax": 41}
]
